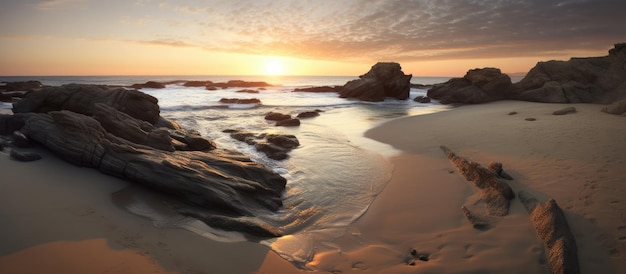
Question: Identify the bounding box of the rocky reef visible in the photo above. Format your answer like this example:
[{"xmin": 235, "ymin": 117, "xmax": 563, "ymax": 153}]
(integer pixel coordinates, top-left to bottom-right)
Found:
[{"xmin": 4, "ymin": 84, "xmax": 287, "ymax": 237}]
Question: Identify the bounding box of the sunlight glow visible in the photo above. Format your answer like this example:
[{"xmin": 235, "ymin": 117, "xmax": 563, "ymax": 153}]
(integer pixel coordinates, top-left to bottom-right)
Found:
[{"xmin": 264, "ymin": 60, "xmax": 285, "ymax": 76}]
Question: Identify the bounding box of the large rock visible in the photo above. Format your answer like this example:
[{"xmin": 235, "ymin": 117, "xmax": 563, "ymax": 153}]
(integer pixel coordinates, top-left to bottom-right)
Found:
[
  {"xmin": 519, "ymin": 191, "xmax": 580, "ymax": 274},
  {"xmin": 427, "ymin": 68, "xmax": 513, "ymax": 104},
  {"xmin": 427, "ymin": 43, "xmax": 626, "ymax": 105},
  {"xmin": 340, "ymin": 62, "xmax": 412, "ymax": 102},
  {"xmin": 21, "ymin": 111, "xmax": 286, "ymax": 236},
  {"xmin": 12, "ymin": 84, "xmax": 161, "ymax": 124},
  {"xmin": 511, "ymin": 43, "xmax": 626, "ymax": 104}
]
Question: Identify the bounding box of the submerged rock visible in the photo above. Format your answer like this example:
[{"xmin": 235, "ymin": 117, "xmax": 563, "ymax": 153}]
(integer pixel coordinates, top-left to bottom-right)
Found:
[
  {"xmin": 219, "ymin": 98, "xmax": 261, "ymax": 104},
  {"xmin": 340, "ymin": 62, "xmax": 412, "ymax": 102},
  {"xmin": 226, "ymin": 130, "xmax": 299, "ymax": 160},
  {"xmin": 276, "ymin": 118, "xmax": 300, "ymax": 127},
  {"xmin": 265, "ymin": 111, "xmax": 291, "ymax": 121},
  {"xmin": 293, "ymin": 86, "xmax": 342, "ymax": 93}
]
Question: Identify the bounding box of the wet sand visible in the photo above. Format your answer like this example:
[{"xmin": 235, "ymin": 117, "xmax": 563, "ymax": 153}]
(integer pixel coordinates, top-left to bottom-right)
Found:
[
  {"xmin": 2, "ymin": 100, "xmax": 625, "ymax": 273},
  {"xmin": 308, "ymin": 101, "xmax": 626, "ymax": 273}
]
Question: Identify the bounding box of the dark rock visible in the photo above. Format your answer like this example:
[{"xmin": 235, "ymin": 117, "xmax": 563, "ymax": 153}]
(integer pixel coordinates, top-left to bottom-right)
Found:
[
  {"xmin": 267, "ymin": 134, "xmax": 299, "ymax": 149},
  {"xmin": 413, "ymin": 96, "xmax": 431, "ymax": 103},
  {"xmin": 553, "ymin": 107, "xmax": 577, "ymax": 115},
  {"xmin": 2, "ymin": 81, "xmax": 43, "ymax": 92},
  {"xmin": 265, "ymin": 112, "xmax": 291, "ymax": 121},
  {"xmin": 519, "ymin": 191, "xmax": 580, "ymax": 274},
  {"xmin": 508, "ymin": 111, "xmax": 518, "ymax": 115},
  {"xmin": 276, "ymin": 118, "xmax": 300, "ymax": 127},
  {"xmin": 427, "ymin": 68, "xmax": 513, "ymax": 104},
  {"xmin": 131, "ymin": 81, "xmax": 166, "ymax": 89},
  {"xmin": 206, "ymin": 86, "xmax": 219, "ymax": 91},
  {"xmin": 219, "ymin": 98, "xmax": 261, "ymax": 104},
  {"xmin": 226, "ymin": 130, "xmax": 299, "ymax": 160},
  {"xmin": 12, "ymin": 84, "xmax": 161, "ymax": 124},
  {"xmin": 510, "ymin": 43, "xmax": 626, "ymax": 104},
  {"xmin": 0, "ymin": 114, "xmax": 33, "ymax": 135},
  {"xmin": 440, "ymin": 146, "xmax": 514, "ymax": 216},
  {"xmin": 339, "ymin": 62, "xmax": 412, "ymax": 102},
  {"xmin": 183, "ymin": 81, "xmax": 213, "ymax": 87},
  {"xmin": 601, "ymin": 97, "xmax": 626, "ymax": 115},
  {"xmin": 293, "ymin": 86, "xmax": 342, "ymax": 93},
  {"xmin": 0, "ymin": 92, "xmax": 12, "ymax": 102},
  {"xmin": 20, "ymin": 111, "xmax": 287, "ymax": 236},
  {"xmin": 10, "ymin": 149, "xmax": 42, "ymax": 162},
  {"xmin": 236, "ymin": 89, "xmax": 260, "ymax": 94},
  {"xmin": 11, "ymin": 131, "xmax": 32, "ymax": 148},
  {"xmin": 525, "ymin": 118, "xmax": 537, "ymax": 121},
  {"xmin": 297, "ymin": 111, "xmax": 320, "ymax": 118}
]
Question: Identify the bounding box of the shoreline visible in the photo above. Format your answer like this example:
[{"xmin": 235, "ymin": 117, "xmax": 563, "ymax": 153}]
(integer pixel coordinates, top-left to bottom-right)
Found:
[
  {"xmin": 307, "ymin": 100, "xmax": 624, "ymax": 272},
  {"xmin": 2, "ymin": 100, "xmax": 625, "ymax": 273},
  {"xmin": 0, "ymin": 148, "xmax": 301, "ymax": 274}
]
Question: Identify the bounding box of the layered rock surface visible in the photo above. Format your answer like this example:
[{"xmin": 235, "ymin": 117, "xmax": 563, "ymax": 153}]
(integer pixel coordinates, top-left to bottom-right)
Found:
[
  {"xmin": 428, "ymin": 43, "xmax": 626, "ymax": 105},
  {"xmin": 8, "ymin": 84, "xmax": 287, "ymax": 237},
  {"xmin": 340, "ymin": 62, "xmax": 412, "ymax": 102}
]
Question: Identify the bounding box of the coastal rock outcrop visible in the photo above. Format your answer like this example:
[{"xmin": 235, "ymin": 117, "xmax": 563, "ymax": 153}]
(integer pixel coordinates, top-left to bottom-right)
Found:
[
  {"xmin": 427, "ymin": 68, "xmax": 513, "ymax": 104},
  {"xmin": 519, "ymin": 191, "xmax": 580, "ymax": 274},
  {"xmin": 8, "ymin": 85, "xmax": 287, "ymax": 237},
  {"xmin": 340, "ymin": 62, "xmax": 412, "ymax": 102},
  {"xmin": 0, "ymin": 81, "xmax": 43, "ymax": 92},
  {"xmin": 12, "ymin": 84, "xmax": 161, "ymax": 124},
  {"xmin": 293, "ymin": 86, "xmax": 342, "ymax": 93},
  {"xmin": 429, "ymin": 43, "xmax": 626, "ymax": 105}
]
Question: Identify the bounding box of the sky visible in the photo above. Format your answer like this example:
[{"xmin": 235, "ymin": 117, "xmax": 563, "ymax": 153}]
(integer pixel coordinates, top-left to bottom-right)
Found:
[{"xmin": 1, "ymin": 0, "xmax": 625, "ymax": 76}]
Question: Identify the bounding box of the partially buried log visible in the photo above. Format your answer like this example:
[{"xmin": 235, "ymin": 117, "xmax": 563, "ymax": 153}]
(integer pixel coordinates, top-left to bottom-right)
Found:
[{"xmin": 519, "ymin": 191, "xmax": 580, "ymax": 274}]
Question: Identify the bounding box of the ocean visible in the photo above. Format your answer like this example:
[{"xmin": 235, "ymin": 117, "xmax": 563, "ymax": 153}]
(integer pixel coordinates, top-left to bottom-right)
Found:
[{"xmin": 0, "ymin": 75, "xmax": 473, "ymax": 266}]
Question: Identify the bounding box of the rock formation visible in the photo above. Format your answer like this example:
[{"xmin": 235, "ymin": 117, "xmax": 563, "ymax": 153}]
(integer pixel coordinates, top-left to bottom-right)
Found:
[
  {"xmin": 427, "ymin": 68, "xmax": 513, "ymax": 104},
  {"xmin": 6, "ymin": 84, "xmax": 287, "ymax": 237},
  {"xmin": 340, "ymin": 62, "xmax": 412, "ymax": 102},
  {"xmin": 428, "ymin": 43, "xmax": 626, "ymax": 105},
  {"xmin": 219, "ymin": 98, "xmax": 262, "ymax": 104},
  {"xmin": 225, "ymin": 129, "xmax": 299, "ymax": 160},
  {"xmin": 13, "ymin": 84, "xmax": 161, "ymax": 124},
  {"xmin": 519, "ymin": 191, "xmax": 580, "ymax": 274},
  {"xmin": 440, "ymin": 146, "xmax": 514, "ymax": 217}
]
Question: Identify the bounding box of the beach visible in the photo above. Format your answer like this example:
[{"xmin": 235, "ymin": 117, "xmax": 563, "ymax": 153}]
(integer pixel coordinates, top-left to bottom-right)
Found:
[{"xmin": 1, "ymin": 100, "xmax": 625, "ymax": 273}]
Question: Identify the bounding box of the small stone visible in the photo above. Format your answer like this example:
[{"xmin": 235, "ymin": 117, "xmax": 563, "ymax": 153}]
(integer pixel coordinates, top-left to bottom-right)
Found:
[
  {"xmin": 297, "ymin": 111, "xmax": 320, "ymax": 118},
  {"xmin": 525, "ymin": 118, "xmax": 537, "ymax": 121},
  {"xmin": 265, "ymin": 112, "xmax": 291, "ymax": 121},
  {"xmin": 410, "ymin": 249, "xmax": 418, "ymax": 256},
  {"xmin": 276, "ymin": 118, "xmax": 300, "ymax": 127},
  {"xmin": 508, "ymin": 111, "xmax": 518, "ymax": 115},
  {"xmin": 10, "ymin": 149, "xmax": 42, "ymax": 162},
  {"xmin": 552, "ymin": 107, "xmax": 577, "ymax": 115},
  {"xmin": 418, "ymin": 254, "xmax": 429, "ymax": 262},
  {"xmin": 413, "ymin": 95, "xmax": 431, "ymax": 103}
]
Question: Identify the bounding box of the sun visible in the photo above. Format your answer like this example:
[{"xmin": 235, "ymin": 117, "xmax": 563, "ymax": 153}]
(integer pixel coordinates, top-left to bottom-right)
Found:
[{"xmin": 264, "ymin": 60, "xmax": 285, "ymax": 75}]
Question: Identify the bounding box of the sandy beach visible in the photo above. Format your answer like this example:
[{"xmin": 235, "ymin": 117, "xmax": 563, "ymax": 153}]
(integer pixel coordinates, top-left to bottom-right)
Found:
[{"xmin": 2, "ymin": 100, "xmax": 625, "ymax": 273}]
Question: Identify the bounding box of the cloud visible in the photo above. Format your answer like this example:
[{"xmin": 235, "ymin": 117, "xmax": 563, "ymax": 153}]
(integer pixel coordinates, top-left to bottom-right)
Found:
[
  {"xmin": 34, "ymin": 0, "xmax": 86, "ymax": 10},
  {"xmin": 167, "ymin": 0, "xmax": 625, "ymax": 62}
]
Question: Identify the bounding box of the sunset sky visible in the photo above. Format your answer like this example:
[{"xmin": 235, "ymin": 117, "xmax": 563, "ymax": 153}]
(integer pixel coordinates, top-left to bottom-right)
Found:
[{"xmin": 1, "ymin": 0, "xmax": 624, "ymax": 76}]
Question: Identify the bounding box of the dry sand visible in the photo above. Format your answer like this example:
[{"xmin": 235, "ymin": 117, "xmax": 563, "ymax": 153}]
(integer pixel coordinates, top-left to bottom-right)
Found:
[
  {"xmin": 304, "ymin": 100, "xmax": 625, "ymax": 273},
  {"xmin": 0, "ymin": 148, "xmax": 300, "ymax": 274},
  {"xmin": 1, "ymin": 100, "xmax": 625, "ymax": 273}
]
